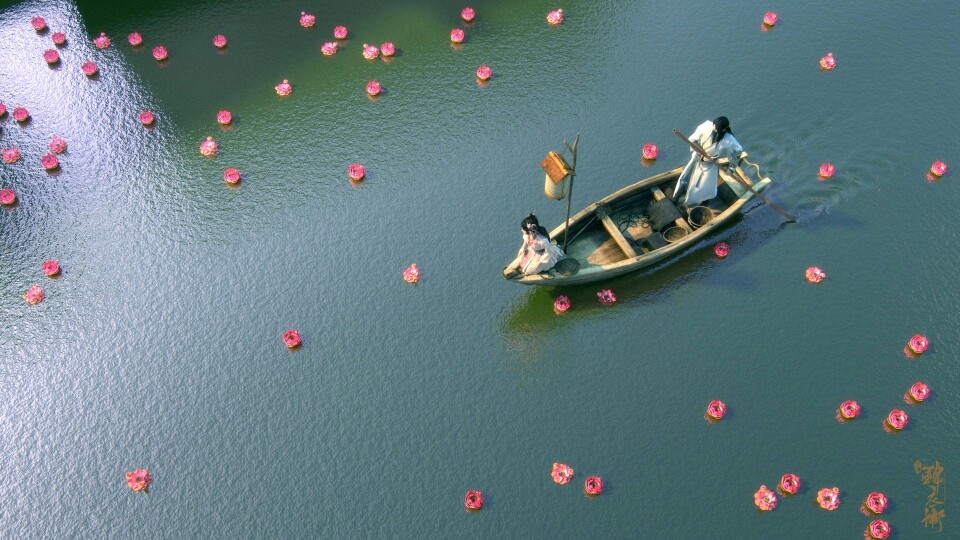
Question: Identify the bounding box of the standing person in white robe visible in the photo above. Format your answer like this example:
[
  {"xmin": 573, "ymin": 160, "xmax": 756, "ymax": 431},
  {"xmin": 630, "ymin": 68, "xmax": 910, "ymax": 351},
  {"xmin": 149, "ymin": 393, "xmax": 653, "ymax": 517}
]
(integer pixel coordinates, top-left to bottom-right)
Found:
[
  {"xmin": 513, "ymin": 213, "xmax": 565, "ymax": 275},
  {"xmin": 672, "ymin": 116, "xmax": 743, "ymax": 207}
]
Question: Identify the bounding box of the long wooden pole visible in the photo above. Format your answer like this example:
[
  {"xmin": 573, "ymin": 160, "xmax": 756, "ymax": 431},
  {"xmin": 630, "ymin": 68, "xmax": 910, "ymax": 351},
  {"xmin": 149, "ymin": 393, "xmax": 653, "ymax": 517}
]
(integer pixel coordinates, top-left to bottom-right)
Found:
[{"xmin": 562, "ymin": 133, "xmax": 580, "ymax": 251}]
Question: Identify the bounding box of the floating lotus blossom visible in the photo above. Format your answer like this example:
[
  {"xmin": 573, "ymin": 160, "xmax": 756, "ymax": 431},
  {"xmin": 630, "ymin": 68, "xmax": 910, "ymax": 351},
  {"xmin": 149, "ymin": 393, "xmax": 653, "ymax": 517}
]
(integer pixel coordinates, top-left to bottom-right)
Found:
[
  {"xmin": 865, "ymin": 492, "xmax": 888, "ymax": 514},
  {"xmin": 283, "ymin": 329, "xmax": 301, "ymax": 348},
  {"xmin": 886, "ymin": 409, "xmax": 908, "ymax": 430},
  {"xmin": 300, "ymin": 12, "xmax": 316, "ymax": 28},
  {"xmin": 12, "ymin": 107, "xmax": 29, "ymax": 122},
  {"xmin": 381, "ymin": 42, "xmax": 395, "ymax": 56},
  {"xmin": 754, "ymin": 485, "xmax": 777, "ymax": 511},
  {"xmin": 43, "ymin": 49, "xmax": 59, "ymax": 64},
  {"xmin": 476, "ymin": 65, "xmax": 491, "ymax": 81},
  {"xmin": 763, "ymin": 12, "xmax": 778, "ymax": 26},
  {"xmin": 81, "ymin": 61, "xmax": 98, "ymax": 76},
  {"xmin": 152, "ymin": 45, "xmax": 168, "ymax": 61},
  {"xmin": 31, "ymin": 16, "xmax": 47, "ymax": 31},
  {"xmin": 805, "ymin": 266, "xmax": 826, "ymax": 283},
  {"xmin": 907, "ymin": 334, "xmax": 929, "ymax": 355},
  {"xmin": 908, "ymin": 381, "xmax": 930, "ymax": 403},
  {"xmin": 23, "ymin": 284, "xmax": 44, "ymax": 305},
  {"xmin": 212, "ymin": 34, "xmax": 227, "ymax": 48},
  {"xmin": 706, "ymin": 400, "xmax": 726, "ymax": 420},
  {"xmin": 0, "ymin": 189, "xmax": 16, "ymax": 206},
  {"xmin": 52, "ymin": 31, "xmax": 66, "ymax": 45},
  {"xmin": 362, "ymin": 44, "xmax": 380, "ymax": 60},
  {"xmin": 450, "ymin": 28, "xmax": 465, "ymax": 43},
  {"xmin": 464, "ymin": 490, "xmax": 482, "ymax": 510},
  {"xmin": 839, "ymin": 400, "xmax": 860, "ymax": 420},
  {"xmin": 461, "ymin": 7, "xmax": 475, "ymax": 22},
  {"xmin": 779, "ymin": 473, "xmax": 800, "ymax": 495},
  {"xmin": 128, "ymin": 32, "xmax": 143, "ymax": 46},
  {"xmin": 553, "ymin": 295, "xmax": 570, "ymax": 315},
  {"xmin": 930, "ymin": 161, "xmax": 947, "ymax": 177},
  {"xmin": 820, "ymin": 52, "xmax": 837, "ymax": 70},
  {"xmin": 817, "ymin": 487, "xmax": 840, "ymax": 510},
  {"xmin": 642, "ymin": 144, "xmax": 659, "ymax": 160},
  {"xmin": 333, "ymin": 26, "xmax": 348, "ymax": 39},
  {"xmin": 2, "ymin": 148, "xmax": 21, "ymax": 164},
  {"xmin": 217, "ymin": 110, "xmax": 232, "ymax": 125},
  {"xmin": 139, "ymin": 111, "xmax": 155, "ymax": 126},
  {"xmin": 714, "ymin": 242, "xmax": 730, "ymax": 258},
  {"xmin": 94, "ymin": 32, "xmax": 111, "ymax": 49},
  {"xmin": 41, "ymin": 154, "xmax": 59, "ymax": 171},
  {"xmin": 868, "ymin": 519, "xmax": 890, "ymax": 539},
  {"xmin": 199, "ymin": 137, "xmax": 218, "ymax": 156},
  {"xmin": 223, "ymin": 167, "xmax": 240, "ymax": 184},
  {"xmin": 547, "ymin": 9, "xmax": 564, "ymax": 25},
  {"xmin": 365, "ymin": 81, "xmax": 382, "ymax": 96},
  {"xmin": 49, "ymin": 136, "xmax": 67, "ymax": 154},
  {"xmin": 125, "ymin": 469, "xmax": 150, "ymax": 491},
  {"xmin": 403, "ymin": 264, "xmax": 421, "ymax": 284},
  {"xmin": 321, "ymin": 42, "xmax": 337, "ymax": 56},
  {"xmin": 585, "ymin": 476, "xmax": 603, "ymax": 495},
  {"xmin": 0, "ymin": 103, "xmax": 5, "ymax": 117},
  {"xmin": 593, "ymin": 290, "xmax": 616, "ymax": 306},
  {"xmin": 819, "ymin": 163, "xmax": 835, "ymax": 179},
  {"xmin": 348, "ymin": 163, "xmax": 365, "ymax": 181},
  {"xmin": 42, "ymin": 259, "xmax": 60, "ymax": 277},
  {"xmin": 551, "ymin": 463, "xmax": 573, "ymax": 485},
  {"xmin": 276, "ymin": 79, "xmax": 292, "ymax": 96}
]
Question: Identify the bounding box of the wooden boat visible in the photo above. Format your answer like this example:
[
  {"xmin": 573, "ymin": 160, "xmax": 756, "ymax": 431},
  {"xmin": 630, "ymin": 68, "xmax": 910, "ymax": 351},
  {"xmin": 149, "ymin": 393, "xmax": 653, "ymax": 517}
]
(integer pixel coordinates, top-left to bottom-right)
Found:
[{"xmin": 502, "ymin": 163, "xmax": 772, "ymax": 286}]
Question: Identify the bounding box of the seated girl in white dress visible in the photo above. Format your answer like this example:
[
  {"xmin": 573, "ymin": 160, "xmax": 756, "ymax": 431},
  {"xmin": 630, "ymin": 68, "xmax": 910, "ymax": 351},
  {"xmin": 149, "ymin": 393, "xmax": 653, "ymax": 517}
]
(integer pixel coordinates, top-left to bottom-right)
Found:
[{"xmin": 516, "ymin": 213, "xmax": 565, "ymax": 275}]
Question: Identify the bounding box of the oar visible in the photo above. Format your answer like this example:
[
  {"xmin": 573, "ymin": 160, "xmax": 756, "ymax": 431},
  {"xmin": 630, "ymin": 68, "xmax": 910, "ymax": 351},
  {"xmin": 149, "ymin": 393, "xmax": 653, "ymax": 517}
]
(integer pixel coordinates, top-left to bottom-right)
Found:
[{"xmin": 673, "ymin": 128, "xmax": 796, "ymax": 223}]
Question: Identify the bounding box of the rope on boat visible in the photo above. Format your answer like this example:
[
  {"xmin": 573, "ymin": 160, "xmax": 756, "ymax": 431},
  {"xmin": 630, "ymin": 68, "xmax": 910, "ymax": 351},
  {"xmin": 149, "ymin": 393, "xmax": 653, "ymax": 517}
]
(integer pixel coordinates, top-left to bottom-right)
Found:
[{"xmin": 740, "ymin": 156, "xmax": 764, "ymax": 181}]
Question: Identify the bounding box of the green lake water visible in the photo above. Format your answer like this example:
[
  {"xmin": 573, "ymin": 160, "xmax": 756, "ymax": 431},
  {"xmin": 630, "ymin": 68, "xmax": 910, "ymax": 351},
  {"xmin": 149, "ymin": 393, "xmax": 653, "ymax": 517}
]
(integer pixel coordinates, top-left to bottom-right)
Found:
[{"xmin": 1, "ymin": 0, "xmax": 958, "ymax": 537}]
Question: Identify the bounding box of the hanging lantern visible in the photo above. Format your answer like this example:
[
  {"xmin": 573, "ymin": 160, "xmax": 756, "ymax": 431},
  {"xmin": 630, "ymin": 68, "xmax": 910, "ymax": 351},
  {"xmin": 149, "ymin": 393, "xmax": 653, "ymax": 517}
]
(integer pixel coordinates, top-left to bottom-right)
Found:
[{"xmin": 542, "ymin": 150, "xmax": 572, "ymax": 200}]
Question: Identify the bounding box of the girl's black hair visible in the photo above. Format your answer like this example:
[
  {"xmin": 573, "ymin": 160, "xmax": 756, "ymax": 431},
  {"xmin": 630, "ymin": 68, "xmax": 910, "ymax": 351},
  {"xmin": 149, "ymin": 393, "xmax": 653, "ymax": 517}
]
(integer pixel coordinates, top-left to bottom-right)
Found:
[
  {"xmin": 521, "ymin": 213, "xmax": 549, "ymax": 237},
  {"xmin": 712, "ymin": 116, "xmax": 732, "ymax": 144}
]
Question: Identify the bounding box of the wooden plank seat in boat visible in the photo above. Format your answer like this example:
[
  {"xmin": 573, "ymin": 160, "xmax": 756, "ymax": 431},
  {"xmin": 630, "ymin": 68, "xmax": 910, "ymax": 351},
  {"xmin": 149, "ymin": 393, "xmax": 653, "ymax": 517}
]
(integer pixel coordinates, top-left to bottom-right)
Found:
[
  {"xmin": 649, "ymin": 186, "xmax": 693, "ymax": 233},
  {"xmin": 595, "ymin": 204, "xmax": 639, "ymax": 258}
]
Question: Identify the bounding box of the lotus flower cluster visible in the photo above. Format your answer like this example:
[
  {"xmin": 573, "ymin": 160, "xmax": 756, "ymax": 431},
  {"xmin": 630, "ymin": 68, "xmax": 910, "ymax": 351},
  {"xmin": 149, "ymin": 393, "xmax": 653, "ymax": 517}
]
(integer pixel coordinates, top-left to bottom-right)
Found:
[
  {"xmin": 839, "ymin": 400, "xmax": 860, "ymax": 420},
  {"xmin": 864, "ymin": 491, "xmax": 888, "ymax": 514},
  {"xmin": 362, "ymin": 44, "xmax": 380, "ymax": 60},
  {"xmin": 403, "ymin": 264, "xmax": 421, "ymax": 284},
  {"xmin": 805, "ymin": 266, "xmax": 826, "ymax": 283},
  {"xmin": 2, "ymin": 148, "xmax": 21, "ymax": 164},
  {"xmin": 450, "ymin": 28, "xmax": 465, "ymax": 43},
  {"xmin": 754, "ymin": 485, "xmax": 777, "ymax": 511},
  {"xmin": 817, "ymin": 487, "xmax": 840, "ymax": 510},
  {"xmin": 868, "ymin": 519, "xmax": 890, "ymax": 539},
  {"xmin": 283, "ymin": 329, "xmax": 301, "ymax": 348},
  {"xmin": 642, "ymin": 144, "xmax": 659, "ymax": 160},
  {"xmin": 348, "ymin": 163, "xmax": 365, "ymax": 181},
  {"xmin": 217, "ymin": 110, "xmax": 232, "ymax": 125},
  {"xmin": 42, "ymin": 259, "xmax": 60, "ymax": 277},
  {"xmin": 381, "ymin": 42, "xmax": 395, "ymax": 57},
  {"xmin": 366, "ymin": 81, "xmax": 382, "ymax": 96},
  {"xmin": 333, "ymin": 26, "xmax": 348, "ymax": 39},
  {"xmin": 300, "ymin": 12, "xmax": 315, "ymax": 28},
  {"xmin": 43, "ymin": 49, "xmax": 59, "ymax": 64},
  {"xmin": 212, "ymin": 34, "xmax": 227, "ymax": 48},
  {"xmin": 52, "ymin": 32, "xmax": 66, "ymax": 46},
  {"xmin": 820, "ymin": 52, "xmax": 837, "ymax": 70},
  {"xmin": 223, "ymin": 167, "xmax": 241, "ymax": 184},
  {"xmin": 547, "ymin": 9, "xmax": 564, "ymax": 25},
  {"xmin": 94, "ymin": 32, "xmax": 111, "ymax": 49},
  {"xmin": 0, "ymin": 189, "xmax": 16, "ymax": 206},
  {"xmin": 12, "ymin": 107, "xmax": 29, "ymax": 122},
  {"xmin": 714, "ymin": 242, "xmax": 730, "ymax": 258},
  {"xmin": 461, "ymin": 7, "xmax": 475, "ymax": 22},
  {"xmin": 41, "ymin": 154, "xmax": 59, "ymax": 171},
  {"xmin": 49, "ymin": 135, "xmax": 67, "ymax": 154},
  {"xmin": 553, "ymin": 295, "xmax": 570, "ymax": 315},
  {"xmin": 23, "ymin": 284, "xmax": 44, "ymax": 305},
  {"xmin": 276, "ymin": 79, "xmax": 292, "ymax": 96},
  {"xmin": 199, "ymin": 137, "xmax": 218, "ymax": 156},
  {"xmin": 81, "ymin": 61, "xmax": 98, "ymax": 76},
  {"xmin": 125, "ymin": 469, "xmax": 150, "ymax": 491},
  {"xmin": 763, "ymin": 12, "xmax": 778, "ymax": 26},
  {"xmin": 464, "ymin": 490, "xmax": 482, "ymax": 510},
  {"xmin": 819, "ymin": 163, "xmax": 835, "ymax": 179},
  {"xmin": 706, "ymin": 400, "xmax": 726, "ymax": 420},
  {"xmin": 584, "ymin": 476, "xmax": 603, "ymax": 495},
  {"xmin": 476, "ymin": 65, "xmax": 491, "ymax": 81},
  {"xmin": 321, "ymin": 42, "xmax": 337, "ymax": 56},
  {"xmin": 779, "ymin": 473, "xmax": 800, "ymax": 495},
  {"xmin": 139, "ymin": 111, "xmax": 155, "ymax": 126},
  {"xmin": 908, "ymin": 381, "xmax": 930, "ymax": 402},
  {"xmin": 152, "ymin": 46, "xmax": 168, "ymax": 61},
  {"xmin": 597, "ymin": 289, "xmax": 616, "ymax": 306},
  {"xmin": 907, "ymin": 334, "xmax": 929, "ymax": 355},
  {"xmin": 886, "ymin": 409, "xmax": 908, "ymax": 430},
  {"xmin": 551, "ymin": 463, "xmax": 573, "ymax": 485},
  {"xmin": 128, "ymin": 32, "xmax": 143, "ymax": 46}
]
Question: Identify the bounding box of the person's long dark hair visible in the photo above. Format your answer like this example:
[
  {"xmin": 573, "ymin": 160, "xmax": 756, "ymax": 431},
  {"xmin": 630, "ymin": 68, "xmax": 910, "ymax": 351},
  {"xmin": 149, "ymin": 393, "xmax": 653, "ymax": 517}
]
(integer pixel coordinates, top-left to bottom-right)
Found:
[
  {"xmin": 521, "ymin": 213, "xmax": 549, "ymax": 237},
  {"xmin": 712, "ymin": 116, "xmax": 732, "ymax": 144}
]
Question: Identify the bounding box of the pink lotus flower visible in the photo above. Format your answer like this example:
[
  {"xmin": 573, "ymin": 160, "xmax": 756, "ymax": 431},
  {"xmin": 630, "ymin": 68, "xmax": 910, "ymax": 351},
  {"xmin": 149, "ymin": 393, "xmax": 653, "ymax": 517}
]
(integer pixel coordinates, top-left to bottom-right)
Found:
[
  {"xmin": 283, "ymin": 329, "xmax": 301, "ymax": 348},
  {"xmin": 41, "ymin": 154, "xmax": 59, "ymax": 171},
  {"xmin": 49, "ymin": 136, "xmax": 67, "ymax": 154},
  {"xmin": 43, "ymin": 49, "xmax": 59, "ymax": 63},
  {"xmin": 464, "ymin": 490, "xmax": 482, "ymax": 510},
  {"xmin": 714, "ymin": 242, "xmax": 730, "ymax": 258},
  {"xmin": 0, "ymin": 189, "xmax": 17, "ymax": 206},
  {"xmin": 381, "ymin": 42, "xmax": 395, "ymax": 57},
  {"xmin": 597, "ymin": 289, "xmax": 616, "ymax": 305},
  {"xmin": 706, "ymin": 400, "xmax": 726, "ymax": 420},
  {"xmin": 886, "ymin": 409, "xmax": 908, "ymax": 430},
  {"xmin": 300, "ymin": 12, "xmax": 316, "ymax": 28},
  {"xmin": 128, "ymin": 32, "xmax": 143, "ymax": 46},
  {"xmin": 763, "ymin": 12, "xmax": 778, "ymax": 26},
  {"xmin": 839, "ymin": 400, "xmax": 860, "ymax": 420},
  {"xmin": 817, "ymin": 487, "xmax": 840, "ymax": 510},
  {"xmin": 81, "ymin": 61, "xmax": 98, "ymax": 76},
  {"xmin": 321, "ymin": 42, "xmax": 337, "ymax": 56},
  {"xmin": 551, "ymin": 463, "xmax": 573, "ymax": 484},
  {"xmin": 52, "ymin": 31, "xmax": 66, "ymax": 45},
  {"xmin": 362, "ymin": 44, "xmax": 379, "ymax": 60},
  {"xmin": 584, "ymin": 476, "xmax": 603, "ymax": 495},
  {"xmin": 12, "ymin": 107, "xmax": 29, "ymax": 122},
  {"xmin": 217, "ymin": 110, "xmax": 232, "ymax": 125},
  {"xmin": 0, "ymin": 103, "xmax": 5, "ymax": 117},
  {"xmin": 403, "ymin": 264, "xmax": 421, "ymax": 284},
  {"xmin": 348, "ymin": 163, "xmax": 365, "ymax": 181},
  {"xmin": 2, "ymin": 148, "xmax": 21, "ymax": 164},
  {"xmin": 23, "ymin": 284, "xmax": 44, "ymax": 305},
  {"xmin": 805, "ymin": 266, "xmax": 826, "ymax": 283},
  {"xmin": 547, "ymin": 9, "xmax": 564, "ymax": 25},
  {"xmin": 366, "ymin": 81, "xmax": 381, "ymax": 96},
  {"xmin": 930, "ymin": 161, "xmax": 947, "ymax": 177},
  {"xmin": 779, "ymin": 473, "xmax": 800, "ymax": 495},
  {"xmin": 199, "ymin": 136, "xmax": 218, "ymax": 156},
  {"xmin": 864, "ymin": 492, "xmax": 888, "ymax": 514},
  {"xmin": 276, "ymin": 79, "xmax": 292, "ymax": 96},
  {"xmin": 223, "ymin": 167, "xmax": 240, "ymax": 184},
  {"xmin": 212, "ymin": 34, "xmax": 227, "ymax": 48},
  {"xmin": 754, "ymin": 485, "xmax": 777, "ymax": 511},
  {"xmin": 908, "ymin": 381, "xmax": 930, "ymax": 402},
  {"xmin": 125, "ymin": 469, "xmax": 151, "ymax": 491},
  {"xmin": 94, "ymin": 32, "xmax": 111, "ymax": 49},
  {"xmin": 333, "ymin": 25, "xmax": 348, "ymax": 39},
  {"xmin": 139, "ymin": 111, "xmax": 155, "ymax": 125},
  {"xmin": 450, "ymin": 28, "xmax": 465, "ymax": 43},
  {"xmin": 461, "ymin": 7, "xmax": 475, "ymax": 22},
  {"xmin": 42, "ymin": 259, "xmax": 60, "ymax": 276},
  {"xmin": 907, "ymin": 333, "xmax": 929, "ymax": 355},
  {"xmin": 820, "ymin": 52, "xmax": 836, "ymax": 70},
  {"xmin": 819, "ymin": 163, "xmax": 835, "ymax": 179},
  {"xmin": 642, "ymin": 143, "xmax": 659, "ymax": 160},
  {"xmin": 31, "ymin": 16, "xmax": 47, "ymax": 31},
  {"xmin": 868, "ymin": 519, "xmax": 890, "ymax": 539},
  {"xmin": 553, "ymin": 295, "xmax": 570, "ymax": 315},
  {"xmin": 476, "ymin": 65, "xmax": 491, "ymax": 81},
  {"xmin": 152, "ymin": 45, "xmax": 168, "ymax": 61}
]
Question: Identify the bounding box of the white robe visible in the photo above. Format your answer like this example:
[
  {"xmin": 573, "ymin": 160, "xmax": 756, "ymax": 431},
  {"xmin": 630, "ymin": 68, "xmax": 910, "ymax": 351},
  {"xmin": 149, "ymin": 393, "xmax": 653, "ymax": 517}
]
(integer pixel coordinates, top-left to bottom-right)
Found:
[
  {"xmin": 673, "ymin": 120, "xmax": 743, "ymax": 206},
  {"xmin": 517, "ymin": 231, "xmax": 565, "ymax": 274}
]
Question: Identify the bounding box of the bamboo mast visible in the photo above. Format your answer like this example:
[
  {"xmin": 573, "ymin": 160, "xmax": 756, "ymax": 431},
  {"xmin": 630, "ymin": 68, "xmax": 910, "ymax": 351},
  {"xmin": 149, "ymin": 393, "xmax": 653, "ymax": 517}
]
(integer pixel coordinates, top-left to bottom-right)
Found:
[{"xmin": 562, "ymin": 133, "xmax": 580, "ymax": 252}]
